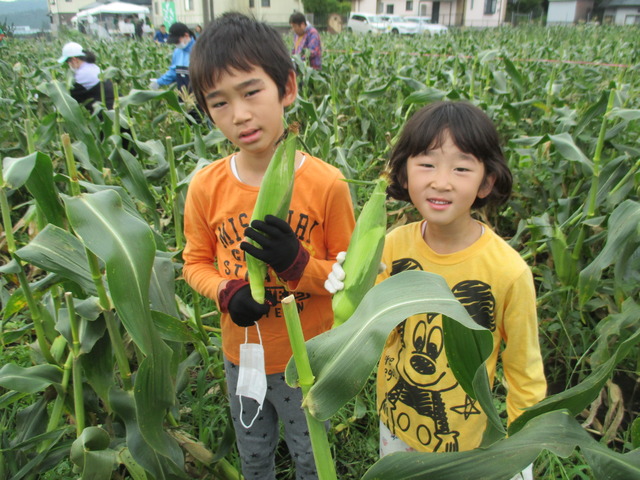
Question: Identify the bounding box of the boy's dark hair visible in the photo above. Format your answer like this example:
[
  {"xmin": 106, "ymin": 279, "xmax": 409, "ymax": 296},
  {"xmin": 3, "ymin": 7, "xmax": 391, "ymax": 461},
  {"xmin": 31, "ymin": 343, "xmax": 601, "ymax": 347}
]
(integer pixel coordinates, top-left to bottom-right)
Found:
[
  {"xmin": 386, "ymin": 101, "xmax": 512, "ymax": 209},
  {"xmin": 189, "ymin": 12, "xmax": 294, "ymax": 119},
  {"xmin": 289, "ymin": 12, "xmax": 307, "ymax": 25}
]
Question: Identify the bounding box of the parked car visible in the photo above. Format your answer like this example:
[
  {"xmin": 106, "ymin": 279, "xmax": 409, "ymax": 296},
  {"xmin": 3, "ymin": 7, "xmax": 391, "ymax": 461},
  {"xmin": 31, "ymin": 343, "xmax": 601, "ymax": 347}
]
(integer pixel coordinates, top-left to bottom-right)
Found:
[
  {"xmin": 346, "ymin": 13, "xmax": 390, "ymax": 34},
  {"xmin": 403, "ymin": 16, "xmax": 449, "ymax": 35},
  {"xmin": 379, "ymin": 15, "xmax": 420, "ymax": 35}
]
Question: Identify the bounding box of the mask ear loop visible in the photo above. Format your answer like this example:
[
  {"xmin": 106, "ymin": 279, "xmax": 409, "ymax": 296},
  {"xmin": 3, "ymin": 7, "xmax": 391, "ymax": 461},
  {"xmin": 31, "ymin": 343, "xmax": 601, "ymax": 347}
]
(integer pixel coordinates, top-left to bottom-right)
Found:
[{"xmin": 239, "ymin": 323, "xmax": 264, "ymax": 429}]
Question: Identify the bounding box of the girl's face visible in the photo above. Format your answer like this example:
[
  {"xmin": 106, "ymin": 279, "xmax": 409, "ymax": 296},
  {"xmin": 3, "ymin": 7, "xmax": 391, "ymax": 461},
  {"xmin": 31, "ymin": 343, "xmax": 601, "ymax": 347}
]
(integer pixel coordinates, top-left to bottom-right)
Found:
[
  {"xmin": 404, "ymin": 130, "xmax": 494, "ymax": 233},
  {"xmin": 66, "ymin": 57, "xmax": 82, "ymax": 70}
]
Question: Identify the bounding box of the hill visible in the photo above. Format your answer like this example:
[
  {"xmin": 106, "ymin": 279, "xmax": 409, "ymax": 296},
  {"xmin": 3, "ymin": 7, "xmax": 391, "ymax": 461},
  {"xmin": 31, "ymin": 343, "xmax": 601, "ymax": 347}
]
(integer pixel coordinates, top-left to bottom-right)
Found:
[{"xmin": 0, "ymin": 0, "xmax": 50, "ymax": 31}]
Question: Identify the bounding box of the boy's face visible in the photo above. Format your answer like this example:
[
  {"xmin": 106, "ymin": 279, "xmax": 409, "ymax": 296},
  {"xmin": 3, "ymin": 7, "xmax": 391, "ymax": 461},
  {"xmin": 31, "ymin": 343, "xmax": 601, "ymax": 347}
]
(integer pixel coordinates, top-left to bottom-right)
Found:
[{"xmin": 203, "ymin": 65, "xmax": 297, "ymax": 162}]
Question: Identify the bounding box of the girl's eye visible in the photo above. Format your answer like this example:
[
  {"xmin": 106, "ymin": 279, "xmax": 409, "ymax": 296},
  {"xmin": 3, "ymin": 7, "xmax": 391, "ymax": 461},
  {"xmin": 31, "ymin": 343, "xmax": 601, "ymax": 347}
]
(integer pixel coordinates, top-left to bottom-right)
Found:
[
  {"xmin": 209, "ymin": 101, "xmax": 226, "ymax": 109},
  {"xmin": 246, "ymin": 89, "xmax": 260, "ymax": 97},
  {"xmin": 454, "ymin": 167, "xmax": 470, "ymax": 172}
]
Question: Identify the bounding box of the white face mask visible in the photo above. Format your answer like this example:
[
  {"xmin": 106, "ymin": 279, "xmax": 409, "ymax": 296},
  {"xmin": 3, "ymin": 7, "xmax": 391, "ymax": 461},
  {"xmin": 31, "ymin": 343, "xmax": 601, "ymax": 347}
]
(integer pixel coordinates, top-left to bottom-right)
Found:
[{"xmin": 236, "ymin": 324, "xmax": 267, "ymax": 429}]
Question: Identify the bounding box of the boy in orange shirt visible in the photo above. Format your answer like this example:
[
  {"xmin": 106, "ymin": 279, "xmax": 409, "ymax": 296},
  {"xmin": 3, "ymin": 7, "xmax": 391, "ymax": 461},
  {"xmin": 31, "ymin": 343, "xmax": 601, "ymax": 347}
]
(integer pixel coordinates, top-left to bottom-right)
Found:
[{"xmin": 184, "ymin": 13, "xmax": 355, "ymax": 479}]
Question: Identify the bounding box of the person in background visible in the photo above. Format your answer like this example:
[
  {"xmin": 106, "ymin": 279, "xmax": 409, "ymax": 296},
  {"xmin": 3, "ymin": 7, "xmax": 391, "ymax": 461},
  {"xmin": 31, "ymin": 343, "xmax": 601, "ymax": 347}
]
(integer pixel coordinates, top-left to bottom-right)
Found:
[
  {"xmin": 149, "ymin": 22, "xmax": 195, "ymax": 92},
  {"xmin": 194, "ymin": 24, "xmax": 203, "ymax": 38},
  {"xmin": 134, "ymin": 17, "xmax": 144, "ymax": 40},
  {"xmin": 326, "ymin": 101, "xmax": 546, "ymax": 480},
  {"xmin": 154, "ymin": 24, "xmax": 168, "ymax": 43},
  {"xmin": 289, "ymin": 12, "xmax": 322, "ymax": 71},
  {"xmin": 184, "ymin": 12, "xmax": 355, "ymax": 479},
  {"xmin": 58, "ymin": 41, "xmax": 114, "ymax": 112}
]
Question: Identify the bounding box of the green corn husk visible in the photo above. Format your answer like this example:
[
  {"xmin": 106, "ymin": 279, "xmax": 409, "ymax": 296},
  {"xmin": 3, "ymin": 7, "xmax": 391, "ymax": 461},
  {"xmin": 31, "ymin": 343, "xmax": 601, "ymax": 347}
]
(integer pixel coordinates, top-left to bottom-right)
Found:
[
  {"xmin": 246, "ymin": 126, "xmax": 299, "ymax": 304},
  {"xmin": 331, "ymin": 177, "xmax": 388, "ymax": 327}
]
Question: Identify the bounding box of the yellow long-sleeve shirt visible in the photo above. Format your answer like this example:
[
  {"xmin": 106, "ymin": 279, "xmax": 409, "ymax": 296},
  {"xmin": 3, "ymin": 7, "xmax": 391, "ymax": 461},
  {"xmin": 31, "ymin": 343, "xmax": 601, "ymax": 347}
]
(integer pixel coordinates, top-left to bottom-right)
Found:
[{"xmin": 377, "ymin": 221, "xmax": 546, "ymax": 452}]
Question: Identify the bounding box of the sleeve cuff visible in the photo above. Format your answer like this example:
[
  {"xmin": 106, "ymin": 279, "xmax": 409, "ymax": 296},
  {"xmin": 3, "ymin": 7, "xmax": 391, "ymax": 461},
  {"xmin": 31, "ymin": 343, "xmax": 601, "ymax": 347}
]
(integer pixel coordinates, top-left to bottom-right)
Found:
[
  {"xmin": 217, "ymin": 279, "xmax": 248, "ymax": 313},
  {"xmin": 277, "ymin": 246, "xmax": 310, "ymax": 282}
]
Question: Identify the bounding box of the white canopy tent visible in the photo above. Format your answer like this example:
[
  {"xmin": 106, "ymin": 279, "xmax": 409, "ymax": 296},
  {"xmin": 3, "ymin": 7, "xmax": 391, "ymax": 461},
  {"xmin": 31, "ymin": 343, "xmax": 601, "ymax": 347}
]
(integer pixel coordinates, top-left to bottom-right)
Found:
[{"xmin": 74, "ymin": 2, "xmax": 150, "ymax": 20}]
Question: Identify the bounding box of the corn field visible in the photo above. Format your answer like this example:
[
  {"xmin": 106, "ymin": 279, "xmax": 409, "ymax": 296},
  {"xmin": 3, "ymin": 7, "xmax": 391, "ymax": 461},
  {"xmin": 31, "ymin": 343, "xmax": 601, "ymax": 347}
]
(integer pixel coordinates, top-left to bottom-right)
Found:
[{"xmin": 0, "ymin": 24, "xmax": 639, "ymax": 479}]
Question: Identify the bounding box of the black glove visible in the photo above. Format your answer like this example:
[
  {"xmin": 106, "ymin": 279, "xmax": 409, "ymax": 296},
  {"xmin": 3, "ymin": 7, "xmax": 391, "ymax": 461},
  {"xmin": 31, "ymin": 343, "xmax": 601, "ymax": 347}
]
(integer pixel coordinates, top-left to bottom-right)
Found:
[
  {"xmin": 218, "ymin": 279, "xmax": 272, "ymax": 327},
  {"xmin": 241, "ymin": 215, "xmax": 309, "ymax": 281}
]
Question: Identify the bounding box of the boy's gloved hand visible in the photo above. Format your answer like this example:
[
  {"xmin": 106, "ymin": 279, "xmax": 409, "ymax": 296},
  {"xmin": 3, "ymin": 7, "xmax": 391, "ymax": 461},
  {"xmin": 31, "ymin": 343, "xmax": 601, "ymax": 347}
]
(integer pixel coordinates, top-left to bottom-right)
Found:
[
  {"xmin": 324, "ymin": 251, "xmax": 346, "ymax": 294},
  {"xmin": 241, "ymin": 215, "xmax": 309, "ymax": 281},
  {"xmin": 149, "ymin": 79, "xmax": 160, "ymax": 90},
  {"xmin": 218, "ymin": 279, "xmax": 273, "ymax": 327}
]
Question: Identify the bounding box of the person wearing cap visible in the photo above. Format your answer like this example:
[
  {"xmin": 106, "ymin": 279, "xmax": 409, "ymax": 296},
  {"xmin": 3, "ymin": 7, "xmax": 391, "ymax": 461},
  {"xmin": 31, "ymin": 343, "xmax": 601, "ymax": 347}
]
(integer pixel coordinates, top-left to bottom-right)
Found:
[
  {"xmin": 58, "ymin": 41, "xmax": 114, "ymax": 112},
  {"xmin": 149, "ymin": 22, "xmax": 195, "ymax": 92}
]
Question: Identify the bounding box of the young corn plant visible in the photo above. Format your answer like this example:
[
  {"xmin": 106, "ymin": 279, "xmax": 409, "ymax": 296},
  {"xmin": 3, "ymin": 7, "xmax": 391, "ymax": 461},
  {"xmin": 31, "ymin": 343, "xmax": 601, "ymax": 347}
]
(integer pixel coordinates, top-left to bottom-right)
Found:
[{"xmin": 245, "ymin": 124, "xmax": 299, "ymax": 303}]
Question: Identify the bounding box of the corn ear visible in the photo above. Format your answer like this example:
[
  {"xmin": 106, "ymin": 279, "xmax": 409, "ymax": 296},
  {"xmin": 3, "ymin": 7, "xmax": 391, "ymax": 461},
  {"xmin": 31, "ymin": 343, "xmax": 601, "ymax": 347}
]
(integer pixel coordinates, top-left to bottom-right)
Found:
[
  {"xmin": 332, "ymin": 177, "xmax": 387, "ymax": 327},
  {"xmin": 246, "ymin": 126, "xmax": 299, "ymax": 304}
]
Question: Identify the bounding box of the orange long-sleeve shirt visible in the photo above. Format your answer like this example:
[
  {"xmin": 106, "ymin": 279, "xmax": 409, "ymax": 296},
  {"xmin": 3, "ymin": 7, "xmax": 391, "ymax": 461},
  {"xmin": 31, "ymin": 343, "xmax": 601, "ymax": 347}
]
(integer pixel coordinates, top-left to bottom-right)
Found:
[{"xmin": 182, "ymin": 153, "xmax": 355, "ymax": 373}]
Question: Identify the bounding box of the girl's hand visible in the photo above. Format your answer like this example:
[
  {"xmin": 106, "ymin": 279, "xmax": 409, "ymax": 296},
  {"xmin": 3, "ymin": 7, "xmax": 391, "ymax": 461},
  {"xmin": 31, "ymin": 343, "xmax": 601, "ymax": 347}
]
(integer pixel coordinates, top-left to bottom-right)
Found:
[
  {"xmin": 324, "ymin": 252, "xmax": 386, "ymax": 294},
  {"xmin": 324, "ymin": 251, "xmax": 347, "ymax": 294}
]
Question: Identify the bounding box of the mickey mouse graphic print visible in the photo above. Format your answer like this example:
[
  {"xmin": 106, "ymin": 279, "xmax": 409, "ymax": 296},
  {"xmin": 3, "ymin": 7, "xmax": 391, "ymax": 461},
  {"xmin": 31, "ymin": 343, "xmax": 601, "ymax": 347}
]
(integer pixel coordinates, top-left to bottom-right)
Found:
[{"xmin": 376, "ymin": 221, "xmax": 546, "ymax": 452}]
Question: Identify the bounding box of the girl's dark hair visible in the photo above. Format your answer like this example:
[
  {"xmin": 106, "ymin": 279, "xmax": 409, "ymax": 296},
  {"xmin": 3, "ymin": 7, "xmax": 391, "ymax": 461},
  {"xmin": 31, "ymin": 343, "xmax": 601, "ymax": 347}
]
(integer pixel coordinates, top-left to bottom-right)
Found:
[
  {"xmin": 76, "ymin": 51, "xmax": 96, "ymax": 64},
  {"xmin": 386, "ymin": 101, "xmax": 512, "ymax": 209},
  {"xmin": 189, "ymin": 12, "xmax": 293, "ymax": 119}
]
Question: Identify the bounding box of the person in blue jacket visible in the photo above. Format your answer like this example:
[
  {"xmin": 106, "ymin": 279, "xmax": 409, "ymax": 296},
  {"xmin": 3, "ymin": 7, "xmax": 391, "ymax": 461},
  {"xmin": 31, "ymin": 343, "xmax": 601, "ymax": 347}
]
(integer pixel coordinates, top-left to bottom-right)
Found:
[
  {"xmin": 150, "ymin": 22, "xmax": 195, "ymax": 93},
  {"xmin": 154, "ymin": 24, "xmax": 169, "ymax": 43}
]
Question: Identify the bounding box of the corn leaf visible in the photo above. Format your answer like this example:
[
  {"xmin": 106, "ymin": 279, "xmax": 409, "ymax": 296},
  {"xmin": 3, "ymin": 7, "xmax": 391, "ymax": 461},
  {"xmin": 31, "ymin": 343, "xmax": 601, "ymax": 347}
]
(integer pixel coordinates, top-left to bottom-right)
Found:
[
  {"xmin": 63, "ymin": 190, "xmax": 183, "ymax": 470},
  {"xmin": 15, "ymin": 224, "xmax": 95, "ymax": 294},
  {"xmin": 509, "ymin": 326, "xmax": 640, "ymax": 436},
  {"xmin": 70, "ymin": 427, "xmax": 117, "ymax": 480},
  {"xmin": 285, "ymin": 270, "xmax": 498, "ymax": 434},
  {"xmin": 2, "ymin": 152, "xmax": 66, "ymax": 228},
  {"xmin": 362, "ymin": 410, "xmax": 640, "ymax": 480},
  {"xmin": 578, "ymin": 200, "xmax": 640, "ymax": 306},
  {"xmin": 0, "ymin": 364, "xmax": 62, "ymax": 393}
]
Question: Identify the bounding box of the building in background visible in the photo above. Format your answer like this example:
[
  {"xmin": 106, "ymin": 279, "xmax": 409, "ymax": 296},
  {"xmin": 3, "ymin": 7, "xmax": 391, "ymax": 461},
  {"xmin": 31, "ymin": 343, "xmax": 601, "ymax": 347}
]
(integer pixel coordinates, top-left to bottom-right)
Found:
[
  {"xmin": 149, "ymin": 0, "xmax": 304, "ymax": 29},
  {"xmin": 600, "ymin": 0, "xmax": 640, "ymax": 24},
  {"xmin": 350, "ymin": 0, "xmax": 507, "ymax": 27},
  {"xmin": 546, "ymin": 0, "xmax": 595, "ymax": 24},
  {"xmin": 49, "ymin": 0, "xmax": 96, "ymax": 32},
  {"xmin": 48, "ymin": 0, "xmax": 305, "ymax": 32}
]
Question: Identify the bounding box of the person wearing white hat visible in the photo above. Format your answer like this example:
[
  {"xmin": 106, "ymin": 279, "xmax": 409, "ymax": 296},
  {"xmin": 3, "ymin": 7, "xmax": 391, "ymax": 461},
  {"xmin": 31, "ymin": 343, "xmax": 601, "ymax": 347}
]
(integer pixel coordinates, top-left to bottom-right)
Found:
[{"xmin": 58, "ymin": 41, "xmax": 114, "ymax": 112}]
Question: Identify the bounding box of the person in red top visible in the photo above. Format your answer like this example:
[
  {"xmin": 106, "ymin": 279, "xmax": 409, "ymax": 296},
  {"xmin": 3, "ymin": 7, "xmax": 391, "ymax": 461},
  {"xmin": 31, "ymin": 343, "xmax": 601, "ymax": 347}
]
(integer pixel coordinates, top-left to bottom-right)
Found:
[
  {"xmin": 290, "ymin": 12, "xmax": 322, "ymax": 71},
  {"xmin": 185, "ymin": 12, "xmax": 354, "ymax": 479}
]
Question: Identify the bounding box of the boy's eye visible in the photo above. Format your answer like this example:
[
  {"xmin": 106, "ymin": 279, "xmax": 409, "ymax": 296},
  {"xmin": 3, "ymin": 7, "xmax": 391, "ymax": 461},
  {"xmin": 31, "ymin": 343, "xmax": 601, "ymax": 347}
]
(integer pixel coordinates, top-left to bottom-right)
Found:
[
  {"xmin": 245, "ymin": 89, "xmax": 260, "ymax": 97},
  {"xmin": 209, "ymin": 101, "xmax": 226, "ymax": 109},
  {"xmin": 454, "ymin": 167, "xmax": 470, "ymax": 172}
]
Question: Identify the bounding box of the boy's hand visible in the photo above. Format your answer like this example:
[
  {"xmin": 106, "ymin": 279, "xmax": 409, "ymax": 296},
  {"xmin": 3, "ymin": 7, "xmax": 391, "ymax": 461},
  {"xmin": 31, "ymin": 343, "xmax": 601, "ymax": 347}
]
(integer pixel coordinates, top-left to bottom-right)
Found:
[
  {"xmin": 241, "ymin": 215, "xmax": 309, "ymax": 281},
  {"xmin": 218, "ymin": 279, "xmax": 273, "ymax": 327}
]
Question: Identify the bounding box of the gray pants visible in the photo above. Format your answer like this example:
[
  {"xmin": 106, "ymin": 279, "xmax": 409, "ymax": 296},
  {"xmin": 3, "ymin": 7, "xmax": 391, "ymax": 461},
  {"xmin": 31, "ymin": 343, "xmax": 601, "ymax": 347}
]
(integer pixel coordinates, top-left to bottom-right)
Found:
[{"xmin": 224, "ymin": 358, "xmax": 318, "ymax": 480}]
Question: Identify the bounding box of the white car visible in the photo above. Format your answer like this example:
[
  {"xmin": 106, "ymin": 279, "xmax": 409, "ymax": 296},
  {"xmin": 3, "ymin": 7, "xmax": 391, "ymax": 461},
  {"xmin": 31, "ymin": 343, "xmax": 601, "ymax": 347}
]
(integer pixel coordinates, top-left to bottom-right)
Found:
[
  {"xmin": 403, "ymin": 16, "xmax": 449, "ymax": 35},
  {"xmin": 379, "ymin": 15, "xmax": 419, "ymax": 35},
  {"xmin": 346, "ymin": 13, "xmax": 389, "ymax": 34}
]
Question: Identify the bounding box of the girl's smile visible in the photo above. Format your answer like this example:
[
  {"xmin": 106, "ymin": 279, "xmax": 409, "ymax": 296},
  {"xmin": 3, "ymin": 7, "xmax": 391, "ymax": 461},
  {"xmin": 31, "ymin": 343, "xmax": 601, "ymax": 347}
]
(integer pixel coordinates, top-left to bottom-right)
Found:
[{"xmin": 404, "ymin": 130, "xmax": 495, "ymax": 252}]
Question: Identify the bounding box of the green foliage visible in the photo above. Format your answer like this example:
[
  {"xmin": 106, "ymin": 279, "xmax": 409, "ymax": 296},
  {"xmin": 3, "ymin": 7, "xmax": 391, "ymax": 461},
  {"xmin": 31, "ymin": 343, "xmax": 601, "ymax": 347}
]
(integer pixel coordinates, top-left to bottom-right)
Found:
[
  {"xmin": 0, "ymin": 26, "xmax": 639, "ymax": 479},
  {"xmin": 302, "ymin": 0, "xmax": 351, "ymax": 16}
]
